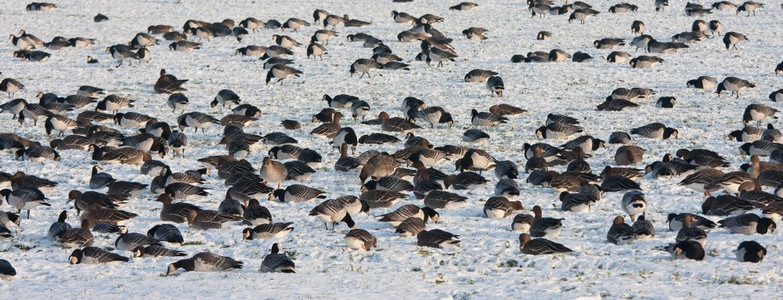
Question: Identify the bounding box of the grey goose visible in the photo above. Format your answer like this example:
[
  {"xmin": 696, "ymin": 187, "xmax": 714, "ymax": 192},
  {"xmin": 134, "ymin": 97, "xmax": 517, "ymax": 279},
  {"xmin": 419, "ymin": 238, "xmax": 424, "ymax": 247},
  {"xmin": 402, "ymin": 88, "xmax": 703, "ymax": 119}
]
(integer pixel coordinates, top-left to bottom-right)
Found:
[
  {"xmin": 0, "ymin": 78, "xmax": 24, "ymax": 98},
  {"xmin": 687, "ymin": 76, "xmax": 718, "ymax": 90},
  {"xmin": 718, "ymin": 213, "xmax": 776, "ymax": 234},
  {"xmin": 132, "ymin": 245, "xmax": 186, "ymax": 257},
  {"xmin": 742, "ymin": 104, "xmax": 776, "ymax": 125},
  {"xmin": 484, "ymin": 197, "xmax": 523, "ymax": 218},
  {"xmin": 607, "ymin": 216, "xmax": 637, "ymax": 244},
  {"xmin": 464, "ymin": 69, "xmax": 498, "ymax": 83},
  {"xmin": 155, "ymin": 194, "xmax": 201, "ymax": 223},
  {"xmin": 630, "ymin": 123, "xmax": 678, "ymax": 139},
  {"xmin": 70, "ymin": 247, "xmax": 129, "ymax": 265},
  {"xmin": 266, "ymin": 65, "xmax": 302, "ymax": 84},
  {"xmin": 236, "ymin": 45, "xmax": 267, "ymax": 57},
  {"xmin": 629, "ymin": 56, "xmax": 664, "ymax": 68},
  {"xmin": 631, "ymin": 20, "xmax": 645, "ymax": 35},
  {"xmin": 717, "ymin": 77, "xmax": 755, "ymax": 98},
  {"xmin": 177, "ymin": 112, "xmax": 219, "ymax": 133},
  {"xmin": 609, "ymin": 3, "xmax": 638, "ymax": 12},
  {"xmin": 737, "ymin": 1, "xmax": 764, "ymax": 16},
  {"xmin": 391, "ymin": 11, "xmax": 418, "ymax": 24},
  {"xmin": 450, "ymin": 2, "xmax": 479, "ymax": 10},
  {"xmin": 270, "ymin": 184, "xmax": 325, "ymax": 203},
  {"xmin": 462, "ymin": 27, "xmax": 488, "ymax": 40},
  {"xmin": 570, "ymin": 8, "xmax": 602, "ymax": 23},
  {"xmin": 166, "ymin": 252, "xmax": 242, "ymax": 275},
  {"xmin": 417, "ymin": 229, "xmax": 460, "ymax": 248},
  {"xmin": 310, "ymin": 29, "xmax": 338, "ymax": 44},
  {"xmin": 242, "ymin": 222, "xmax": 295, "ymax": 240},
  {"xmin": 13, "ymin": 49, "xmax": 50, "ymax": 62},
  {"xmin": 1, "ymin": 187, "xmax": 50, "ymax": 218},
  {"xmin": 723, "ymin": 32, "xmax": 748, "ymax": 50},
  {"xmin": 168, "ymin": 40, "xmax": 200, "ymax": 51},
  {"xmin": 537, "ymin": 31, "xmax": 552, "ymax": 40},
  {"xmin": 106, "ymin": 45, "xmax": 138, "ymax": 66},
  {"xmin": 259, "ymin": 243, "xmax": 295, "ymax": 273},
  {"xmin": 272, "ymin": 34, "xmax": 301, "ymax": 48}
]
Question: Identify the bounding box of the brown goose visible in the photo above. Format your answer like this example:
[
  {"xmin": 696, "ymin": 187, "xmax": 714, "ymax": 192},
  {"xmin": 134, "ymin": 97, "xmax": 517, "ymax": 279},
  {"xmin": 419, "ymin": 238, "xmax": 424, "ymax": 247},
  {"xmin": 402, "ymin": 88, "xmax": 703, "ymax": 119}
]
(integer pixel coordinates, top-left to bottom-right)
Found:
[{"xmin": 154, "ymin": 69, "xmax": 188, "ymax": 94}]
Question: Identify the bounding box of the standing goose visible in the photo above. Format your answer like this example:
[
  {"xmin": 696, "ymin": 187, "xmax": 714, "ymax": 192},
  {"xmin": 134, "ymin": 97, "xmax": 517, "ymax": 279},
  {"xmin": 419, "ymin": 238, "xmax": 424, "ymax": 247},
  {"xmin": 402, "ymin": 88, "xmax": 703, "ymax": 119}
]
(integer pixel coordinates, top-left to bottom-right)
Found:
[
  {"xmin": 376, "ymin": 111, "xmax": 421, "ymax": 133},
  {"xmin": 607, "ymin": 216, "xmax": 637, "ymax": 244},
  {"xmin": 272, "ymin": 34, "xmax": 301, "ymax": 48},
  {"xmin": 569, "ymin": 8, "xmax": 600, "ymax": 23},
  {"xmin": 378, "ymin": 204, "xmax": 439, "ymax": 226},
  {"xmin": 96, "ymin": 95, "xmax": 135, "ymax": 114},
  {"xmin": 471, "ymin": 109, "xmax": 508, "ymax": 126},
  {"xmin": 166, "ymin": 252, "xmax": 243, "ymax": 275},
  {"xmin": 265, "ymin": 65, "xmax": 302, "ymax": 84},
  {"xmin": 154, "ymin": 69, "xmax": 188, "ymax": 94},
  {"xmin": 679, "ymin": 168, "xmax": 724, "ymax": 195},
  {"xmin": 717, "ymin": 77, "xmax": 755, "ymax": 98},
  {"xmin": 177, "ymin": 112, "xmax": 220, "ymax": 133},
  {"xmin": 687, "ymin": 76, "xmax": 718, "ymax": 90},
  {"xmin": 519, "ymin": 233, "xmax": 572, "ymax": 255},
  {"xmin": 621, "ymin": 191, "xmax": 647, "ymax": 221},
  {"xmin": 70, "ymin": 247, "xmax": 129, "ymax": 265},
  {"xmin": 309, "ymin": 112, "xmax": 342, "ymax": 138},
  {"xmin": 723, "ymin": 32, "xmax": 748, "ymax": 50},
  {"xmin": 743, "ymin": 104, "xmax": 776, "ymax": 125},
  {"xmin": 0, "ymin": 78, "xmax": 24, "ymax": 98},
  {"xmin": 260, "ymin": 157, "xmax": 288, "ymax": 189},
  {"xmin": 536, "ymin": 122, "xmax": 584, "ymax": 140},
  {"xmin": 0, "ymin": 98, "xmax": 27, "ymax": 118},
  {"xmin": 211, "ymin": 89, "xmax": 241, "ymax": 109},
  {"xmin": 309, "ymin": 199, "xmax": 356, "ymax": 230},
  {"xmin": 421, "ymin": 47, "xmax": 458, "ymax": 67},
  {"xmin": 270, "ymin": 184, "xmax": 326, "ymax": 202},
  {"xmin": 310, "ymin": 29, "xmax": 338, "ymax": 45},
  {"xmin": 361, "ymin": 190, "xmax": 408, "ymax": 208},
  {"xmin": 345, "ymin": 229, "xmax": 377, "ymax": 250},
  {"xmin": 737, "ymin": 1, "xmax": 764, "ymax": 16},
  {"xmin": 464, "ymin": 69, "xmax": 498, "ymax": 82},
  {"xmin": 396, "ymin": 217, "xmax": 427, "ymax": 237},
  {"xmin": 350, "ymin": 59, "xmax": 383, "ymax": 78},
  {"xmin": 242, "ymin": 222, "xmax": 295, "ymax": 239},
  {"xmin": 486, "ymin": 76, "xmax": 504, "ymax": 97},
  {"xmin": 259, "ymin": 243, "xmax": 295, "ymax": 273},
  {"xmin": 1, "ymin": 187, "xmax": 50, "ymax": 218},
  {"xmin": 417, "ymin": 229, "xmax": 460, "ymax": 248}
]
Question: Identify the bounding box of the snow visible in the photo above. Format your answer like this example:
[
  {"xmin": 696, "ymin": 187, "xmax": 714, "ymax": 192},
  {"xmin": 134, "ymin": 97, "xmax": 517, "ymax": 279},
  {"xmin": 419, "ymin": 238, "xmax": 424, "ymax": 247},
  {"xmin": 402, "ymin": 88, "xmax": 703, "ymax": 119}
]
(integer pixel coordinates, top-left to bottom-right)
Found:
[{"xmin": 2, "ymin": 0, "xmax": 783, "ymax": 298}]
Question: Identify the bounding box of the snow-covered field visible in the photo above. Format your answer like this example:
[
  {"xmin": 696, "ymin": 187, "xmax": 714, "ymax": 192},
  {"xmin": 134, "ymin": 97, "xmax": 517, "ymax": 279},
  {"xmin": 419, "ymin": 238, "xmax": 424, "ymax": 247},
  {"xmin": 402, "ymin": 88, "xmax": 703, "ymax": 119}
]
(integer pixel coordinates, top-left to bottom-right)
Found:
[{"xmin": 2, "ymin": 0, "xmax": 783, "ymax": 298}]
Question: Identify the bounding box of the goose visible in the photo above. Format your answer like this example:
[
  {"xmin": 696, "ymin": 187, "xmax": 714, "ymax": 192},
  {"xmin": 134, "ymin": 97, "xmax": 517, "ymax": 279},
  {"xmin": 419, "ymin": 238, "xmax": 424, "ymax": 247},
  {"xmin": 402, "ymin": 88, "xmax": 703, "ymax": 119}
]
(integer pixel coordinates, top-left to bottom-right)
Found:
[
  {"xmin": 668, "ymin": 241, "xmax": 705, "ymax": 261},
  {"xmin": 391, "ymin": 11, "xmax": 418, "ymax": 24},
  {"xmin": 58, "ymin": 219, "xmax": 94, "ymax": 248},
  {"xmin": 242, "ymin": 222, "xmax": 295, "ymax": 240},
  {"xmin": 632, "ymin": 213, "xmax": 656, "ymax": 239},
  {"xmin": 155, "ymin": 194, "xmax": 201, "ymax": 223},
  {"xmin": 260, "ymin": 157, "xmax": 288, "ymax": 188},
  {"xmin": 451, "ymin": 2, "xmax": 479, "ymax": 10},
  {"xmin": 259, "ymin": 243, "xmax": 295, "ymax": 273},
  {"xmin": 607, "ymin": 216, "xmax": 636, "ymax": 244},
  {"xmin": 270, "ymin": 184, "xmax": 325, "ymax": 203},
  {"xmin": 679, "ymin": 168, "xmax": 724, "ymax": 195},
  {"xmin": 621, "ymin": 191, "xmax": 647, "ymax": 221},
  {"xmin": 462, "ymin": 27, "xmax": 488, "ymax": 40},
  {"xmin": 363, "ymin": 176, "xmax": 414, "ymax": 193},
  {"xmin": 676, "ymin": 214, "xmax": 708, "ymax": 246},
  {"xmin": 0, "ymin": 259, "xmax": 15, "ymax": 279},
  {"xmin": 395, "ymin": 217, "xmax": 427, "ymax": 237},
  {"xmin": 350, "ymin": 59, "xmax": 383, "ymax": 78},
  {"xmin": 211, "ymin": 89, "xmax": 241, "ymax": 109},
  {"xmin": 421, "ymin": 47, "xmax": 458, "ymax": 67},
  {"xmin": 424, "ymin": 190, "xmax": 467, "ymax": 209},
  {"xmin": 536, "ymin": 122, "xmax": 584, "ymax": 140},
  {"xmin": 272, "ymin": 34, "xmax": 301, "ymax": 49},
  {"xmin": 115, "ymin": 231, "xmax": 160, "ymax": 251},
  {"xmin": 265, "ymin": 65, "xmax": 302, "ymax": 84},
  {"xmin": 717, "ymin": 77, "xmax": 755, "ymax": 98},
  {"xmin": 530, "ymin": 205, "xmax": 564, "ymax": 238},
  {"xmin": 345, "ymin": 229, "xmax": 377, "ymax": 250},
  {"xmin": 242, "ymin": 198, "xmax": 272, "ymax": 226},
  {"xmin": 737, "ymin": 1, "xmax": 764, "ymax": 16},
  {"xmin": 378, "ymin": 204, "xmax": 439, "ymax": 227},
  {"xmin": 629, "ymin": 56, "xmax": 664, "ymax": 68},
  {"xmin": 568, "ymin": 8, "xmax": 600, "ymax": 23},
  {"xmin": 1, "ymin": 187, "xmax": 50, "ymax": 218},
  {"xmin": 519, "ymin": 233, "xmax": 572, "ymax": 255},
  {"xmin": 147, "ymin": 224, "xmax": 184, "ymax": 244},
  {"xmin": 718, "ymin": 214, "xmax": 776, "ymax": 234},
  {"xmin": 417, "ymin": 229, "xmax": 460, "ymax": 248},
  {"xmin": 177, "ymin": 112, "xmax": 219, "ymax": 133},
  {"xmin": 106, "ymin": 45, "xmax": 138, "ymax": 66},
  {"xmin": 360, "ymin": 190, "xmax": 408, "ymax": 208},
  {"xmin": 666, "ymin": 214, "xmax": 716, "ymax": 232},
  {"xmin": 0, "ymin": 79, "xmax": 24, "ymax": 99},
  {"xmin": 132, "ymin": 245, "xmax": 187, "ymax": 257},
  {"xmin": 166, "ymin": 252, "xmax": 243, "ymax": 275},
  {"xmin": 735, "ymin": 240, "xmax": 766, "ymax": 262},
  {"xmin": 70, "ymin": 247, "xmax": 130, "ymax": 265},
  {"xmin": 723, "ymin": 32, "xmax": 748, "ymax": 50},
  {"xmin": 236, "ymin": 45, "xmax": 267, "ymax": 57},
  {"xmin": 309, "ymin": 200, "xmax": 356, "ymax": 230},
  {"xmin": 186, "ymin": 210, "xmax": 242, "ymax": 230},
  {"xmin": 484, "ymin": 197, "xmax": 523, "ymax": 218}
]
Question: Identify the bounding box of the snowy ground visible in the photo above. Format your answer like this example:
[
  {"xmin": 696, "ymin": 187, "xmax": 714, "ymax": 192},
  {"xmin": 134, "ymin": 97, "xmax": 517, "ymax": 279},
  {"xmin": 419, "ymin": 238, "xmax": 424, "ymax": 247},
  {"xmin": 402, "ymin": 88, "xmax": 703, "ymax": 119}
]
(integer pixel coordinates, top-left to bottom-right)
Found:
[{"xmin": 2, "ymin": 0, "xmax": 783, "ymax": 298}]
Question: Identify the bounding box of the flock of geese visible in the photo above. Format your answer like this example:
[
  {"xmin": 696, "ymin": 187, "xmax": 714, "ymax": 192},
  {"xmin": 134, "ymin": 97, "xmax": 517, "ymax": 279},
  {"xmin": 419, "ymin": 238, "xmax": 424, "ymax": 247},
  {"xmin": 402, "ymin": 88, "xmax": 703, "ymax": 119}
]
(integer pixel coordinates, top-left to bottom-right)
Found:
[{"xmin": 1, "ymin": 0, "xmax": 783, "ymax": 281}]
